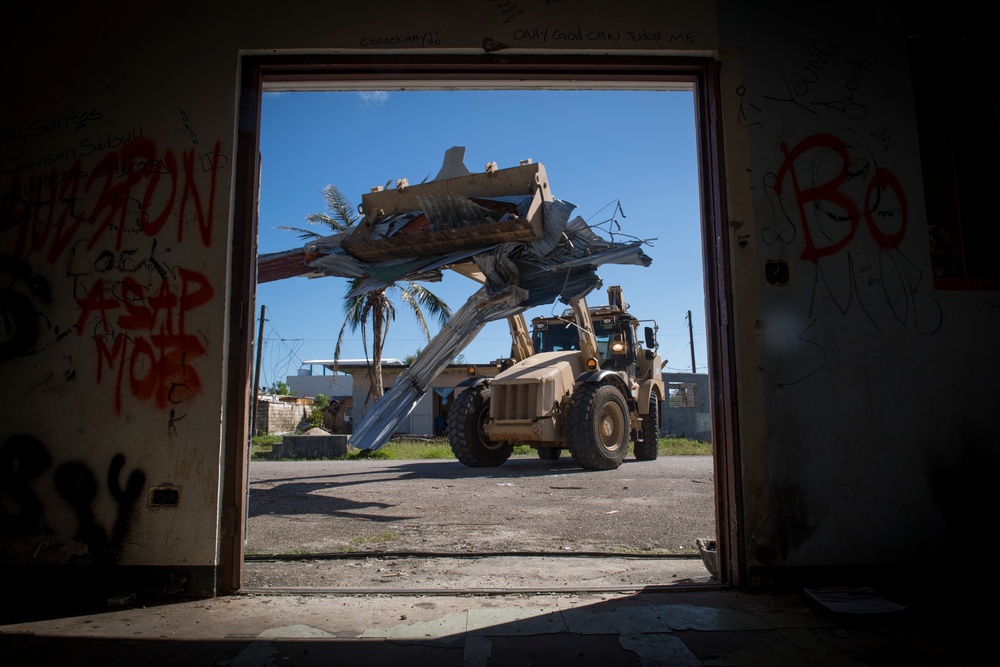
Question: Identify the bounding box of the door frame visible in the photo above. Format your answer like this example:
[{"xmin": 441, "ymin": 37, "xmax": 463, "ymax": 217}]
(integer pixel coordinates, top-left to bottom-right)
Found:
[{"xmin": 221, "ymin": 53, "xmax": 743, "ymax": 592}]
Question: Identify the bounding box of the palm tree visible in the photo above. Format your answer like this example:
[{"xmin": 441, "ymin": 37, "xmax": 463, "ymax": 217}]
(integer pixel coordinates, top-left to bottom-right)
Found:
[
  {"xmin": 279, "ymin": 184, "xmax": 358, "ymax": 239},
  {"xmin": 290, "ymin": 184, "xmax": 452, "ymax": 409},
  {"xmin": 335, "ymin": 277, "xmax": 450, "ymax": 409}
]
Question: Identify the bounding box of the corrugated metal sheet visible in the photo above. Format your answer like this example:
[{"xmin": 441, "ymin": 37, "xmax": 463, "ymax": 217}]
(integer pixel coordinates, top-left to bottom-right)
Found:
[{"xmin": 256, "ymin": 154, "xmax": 655, "ymax": 450}]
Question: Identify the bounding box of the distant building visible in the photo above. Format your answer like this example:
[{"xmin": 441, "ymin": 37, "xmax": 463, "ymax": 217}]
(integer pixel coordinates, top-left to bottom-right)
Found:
[
  {"xmin": 287, "ymin": 361, "xmax": 354, "ymax": 400},
  {"xmin": 661, "ymin": 372, "xmax": 712, "ymax": 442},
  {"xmin": 310, "ymin": 360, "xmax": 502, "ymax": 436}
]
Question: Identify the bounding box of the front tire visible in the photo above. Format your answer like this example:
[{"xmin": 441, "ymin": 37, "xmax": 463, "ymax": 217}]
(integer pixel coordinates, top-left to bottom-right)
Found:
[
  {"xmin": 447, "ymin": 386, "xmax": 512, "ymax": 467},
  {"xmin": 566, "ymin": 384, "xmax": 630, "ymax": 470},
  {"xmin": 634, "ymin": 394, "xmax": 659, "ymax": 461}
]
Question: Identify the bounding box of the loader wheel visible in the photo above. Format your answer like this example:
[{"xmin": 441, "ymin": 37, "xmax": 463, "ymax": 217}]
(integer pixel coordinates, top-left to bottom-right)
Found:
[
  {"xmin": 448, "ymin": 386, "xmax": 512, "ymax": 467},
  {"xmin": 566, "ymin": 384, "xmax": 629, "ymax": 470},
  {"xmin": 634, "ymin": 394, "xmax": 659, "ymax": 461},
  {"xmin": 537, "ymin": 447, "xmax": 561, "ymax": 460}
]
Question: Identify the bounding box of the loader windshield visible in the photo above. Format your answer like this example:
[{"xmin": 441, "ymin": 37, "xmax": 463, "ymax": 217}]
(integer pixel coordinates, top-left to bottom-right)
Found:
[{"xmin": 532, "ymin": 321, "xmax": 579, "ymax": 352}]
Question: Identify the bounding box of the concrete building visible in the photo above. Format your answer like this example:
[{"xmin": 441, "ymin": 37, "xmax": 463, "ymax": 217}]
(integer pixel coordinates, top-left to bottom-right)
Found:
[
  {"xmin": 661, "ymin": 372, "xmax": 712, "ymax": 442},
  {"xmin": 323, "ymin": 361, "xmax": 503, "ymax": 436},
  {"xmin": 1, "ymin": 0, "xmax": 995, "ymax": 618},
  {"xmin": 285, "ymin": 362, "xmax": 353, "ymax": 402}
]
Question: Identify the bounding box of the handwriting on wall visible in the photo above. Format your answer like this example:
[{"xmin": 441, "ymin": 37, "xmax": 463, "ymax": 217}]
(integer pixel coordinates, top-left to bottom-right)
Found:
[
  {"xmin": 738, "ymin": 38, "xmax": 944, "ymax": 387},
  {"xmin": 0, "ymin": 434, "xmax": 145, "ymax": 563},
  {"xmin": 2, "ymin": 116, "xmax": 226, "ymax": 416},
  {"xmin": 2, "ymin": 136, "xmax": 227, "ymax": 261}
]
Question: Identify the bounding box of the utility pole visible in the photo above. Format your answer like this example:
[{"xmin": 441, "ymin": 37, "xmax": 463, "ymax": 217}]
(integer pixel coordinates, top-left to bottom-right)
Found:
[
  {"xmin": 687, "ymin": 310, "xmax": 696, "ymax": 373},
  {"xmin": 251, "ymin": 305, "xmax": 266, "ymax": 435}
]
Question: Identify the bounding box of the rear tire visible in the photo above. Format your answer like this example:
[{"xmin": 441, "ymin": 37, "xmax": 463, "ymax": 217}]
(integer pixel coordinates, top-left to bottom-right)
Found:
[
  {"xmin": 634, "ymin": 394, "xmax": 659, "ymax": 461},
  {"xmin": 566, "ymin": 384, "xmax": 629, "ymax": 470},
  {"xmin": 447, "ymin": 386, "xmax": 512, "ymax": 467},
  {"xmin": 537, "ymin": 447, "xmax": 561, "ymax": 460}
]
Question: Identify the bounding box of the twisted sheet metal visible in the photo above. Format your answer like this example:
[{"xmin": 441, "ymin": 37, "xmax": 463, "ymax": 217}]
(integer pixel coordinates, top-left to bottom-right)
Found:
[{"xmin": 349, "ymin": 285, "xmax": 529, "ymax": 450}]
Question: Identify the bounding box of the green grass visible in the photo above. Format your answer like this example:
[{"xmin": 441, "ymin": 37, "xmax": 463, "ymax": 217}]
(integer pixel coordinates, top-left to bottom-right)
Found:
[
  {"xmin": 250, "ymin": 434, "xmax": 282, "ymax": 459},
  {"xmin": 656, "ymin": 437, "xmax": 713, "ymax": 456},
  {"xmin": 251, "ymin": 434, "xmax": 711, "ymax": 460}
]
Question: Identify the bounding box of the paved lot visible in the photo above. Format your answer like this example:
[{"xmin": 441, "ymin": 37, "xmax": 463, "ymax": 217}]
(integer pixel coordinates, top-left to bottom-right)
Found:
[
  {"xmin": 244, "ymin": 456, "xmax": 717, "ymax": 590},
  {"xmin": 247, "ymin": 455, "xmax": 715, "ymax": 555}
]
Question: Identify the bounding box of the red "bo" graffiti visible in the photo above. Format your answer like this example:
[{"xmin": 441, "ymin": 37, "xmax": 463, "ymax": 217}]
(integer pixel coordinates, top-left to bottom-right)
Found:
[{"xmin": 774, "ymin": 133, "xmax": 908, "ymax": 262}]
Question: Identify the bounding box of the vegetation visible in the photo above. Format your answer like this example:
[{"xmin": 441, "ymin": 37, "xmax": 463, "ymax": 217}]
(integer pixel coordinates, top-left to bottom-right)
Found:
[
  {"xmin": 309, "ymin": 393, "xmax": 330, "ymax": 429},
  {"xmin": 286, "ymin": 184, "xmax": 452, "ymax": 412},
  {"xmin": 250, "ymin": 434, "xmax": 710, "ymax": 461},
  {"xmin": 267, "ymin": 380, "xmax": 293, "ymax": 396}
]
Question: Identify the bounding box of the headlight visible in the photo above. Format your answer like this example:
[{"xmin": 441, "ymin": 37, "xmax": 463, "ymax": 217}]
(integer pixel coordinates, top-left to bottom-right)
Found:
[{"xmin": 611, "ymin": 341, "xmax": 627, "ymax": 354}]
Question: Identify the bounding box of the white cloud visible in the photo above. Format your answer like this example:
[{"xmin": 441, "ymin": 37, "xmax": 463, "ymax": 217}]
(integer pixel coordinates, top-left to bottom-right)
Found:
[{"xmin": 357, "ymin": 91, "xmax": 390, "ymax": 107}]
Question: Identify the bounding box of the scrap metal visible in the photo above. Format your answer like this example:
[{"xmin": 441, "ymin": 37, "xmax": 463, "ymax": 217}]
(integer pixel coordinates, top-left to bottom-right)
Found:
[{"xmin": 257, "ymin": 147, "xmax": 653, "ymax": 451}]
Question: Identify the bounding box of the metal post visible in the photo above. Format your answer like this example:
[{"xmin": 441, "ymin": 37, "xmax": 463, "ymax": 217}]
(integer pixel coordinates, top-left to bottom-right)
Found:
[
  {"xmin": 687, "ymin": 309, "xmax": 696, "ymax": 373},
  {"xmin": 251, "ymin": 305, "xmax": 266, "ymax": 435}
]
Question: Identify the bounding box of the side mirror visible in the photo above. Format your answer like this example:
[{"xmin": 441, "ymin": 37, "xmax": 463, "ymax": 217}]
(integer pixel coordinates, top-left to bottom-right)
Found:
[{"xmin": 644, "ymin": 326, "xmax": 656, "ymax": 349}]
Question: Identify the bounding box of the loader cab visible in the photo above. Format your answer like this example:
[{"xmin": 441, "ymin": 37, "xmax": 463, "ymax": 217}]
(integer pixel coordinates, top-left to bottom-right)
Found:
[
  {"xmin": 594, "ymin": 315, "xmax": 638, "ymax": 372},
  {"xmin": 531, "ymin": 318, "xmax": 580, "ymax": 352}
]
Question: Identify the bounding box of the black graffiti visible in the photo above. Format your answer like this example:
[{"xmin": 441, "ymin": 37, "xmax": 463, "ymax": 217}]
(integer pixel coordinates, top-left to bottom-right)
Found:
[
  {"xmin": 0, "ymin": 435, "xmax": 52, "ymax": 534},
  {"xmin": 0, "ymin": 255, "xmax": 52, "ymax": 359},
  {"xmin": 0, "ymin": 435, "xmax": 145, "ymax": 563},
  {"xmin": 54, "ymin": 454, "xmax": 145, "ymax": 562}
]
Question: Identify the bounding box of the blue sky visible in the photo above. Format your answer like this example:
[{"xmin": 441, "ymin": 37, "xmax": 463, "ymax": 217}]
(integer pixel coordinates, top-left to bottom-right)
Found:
[{"xmin": 255, "ymin": 89, "xmax": 707, "ymax": 389}]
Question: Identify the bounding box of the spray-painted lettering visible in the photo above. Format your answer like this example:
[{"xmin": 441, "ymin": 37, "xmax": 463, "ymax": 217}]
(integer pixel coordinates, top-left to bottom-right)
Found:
[
  {"xmin": 1, "ymin": 137, "xmax": 227, "ymax": 264},
  {"xmin": 774, "ymin": 133, "xmax": 907, "ymax": 262},
  {"xmin": 75, "ymin": 267, "xmax": 214, "ymax": 413}
]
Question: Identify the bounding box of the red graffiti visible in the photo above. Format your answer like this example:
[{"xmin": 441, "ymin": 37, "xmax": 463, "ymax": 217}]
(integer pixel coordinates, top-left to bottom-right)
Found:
[
  {"xmin": 774, "ymin": 133, "xmax": 907, "ymax": 261},
  {"xmin": 2, "ymin": 137, "xmax": 225, "ymax": 264},
  {"xmin": 76, "ymin": 268, "xmax": 214, "ymax": 413}
]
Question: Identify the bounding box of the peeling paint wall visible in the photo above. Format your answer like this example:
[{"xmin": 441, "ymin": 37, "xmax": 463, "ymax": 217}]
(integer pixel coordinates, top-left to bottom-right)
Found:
[{"xmin": 1, "ymin": 0, "xmax": 993, "ymax": 589}]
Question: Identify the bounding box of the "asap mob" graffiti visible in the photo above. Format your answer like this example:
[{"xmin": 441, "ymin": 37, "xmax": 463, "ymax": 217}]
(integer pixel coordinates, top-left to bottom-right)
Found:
[{"xmin": 75, "ymin": 267, "xmax": 214, "ymax": 413}]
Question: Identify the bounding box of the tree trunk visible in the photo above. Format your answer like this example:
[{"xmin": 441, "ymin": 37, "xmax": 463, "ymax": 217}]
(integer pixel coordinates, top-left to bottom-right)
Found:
[{"xmin": 367, "ymin": 292, "xmax": 387, "ymax": 408}]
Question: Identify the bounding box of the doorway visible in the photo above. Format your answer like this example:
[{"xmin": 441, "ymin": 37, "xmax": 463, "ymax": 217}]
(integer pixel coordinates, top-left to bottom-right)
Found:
[{"xmin": 223, "ymin": 55, "xmax": 740, "ymax": 593}]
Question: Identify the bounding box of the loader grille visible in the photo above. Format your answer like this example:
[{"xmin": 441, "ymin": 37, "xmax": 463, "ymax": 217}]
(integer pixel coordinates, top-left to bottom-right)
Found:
[{"xmin": 491, "ymin": 382, "xmax": 541, "ymax": 422}]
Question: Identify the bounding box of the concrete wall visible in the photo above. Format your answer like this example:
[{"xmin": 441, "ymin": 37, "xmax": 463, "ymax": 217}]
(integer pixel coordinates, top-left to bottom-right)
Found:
[
  {"xmin": 254, "ymin": 400, "xmax": 310, "ymax": 435},
  {"xmin": 1, "ymin": 0, "xmax": 994, "ymax": 595},
  {"xmin": 661, "ymin": 373, "xmax": 712, "ymax": 441},
  {"xmin": 285, "ymin": 374, "xmax": 352, "ymax": 401}
]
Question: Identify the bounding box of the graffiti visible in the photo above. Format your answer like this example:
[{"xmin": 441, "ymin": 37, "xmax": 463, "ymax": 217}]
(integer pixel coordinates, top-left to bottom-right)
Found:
[
  {"xmin": 42, "ymin": 41, "xmax": 120, "ymax": 105},
  {"xmin": 55, "ymin": 454, "xmax": 146, "ymax": 561},
  {"xmin": 0, "ymin": 255, "xmax": 58, "ymax": 359},
  {"xmin": 761, "ymin": 39, "xmax": 869, "ymax": 121},
  {"xmin": 0, "ymin": 435, "xmax": 145, "ymax": 563},
  {"xmin": 1, "ymin": 136, "xmax": 227, "ymax": 263},
  {"xmin": 75, "ymin": 265, "xmax": 214, "ymax": 413},
  {"xmin": 178, "ymin": 108, "xmax": 200, "ymax": 145},
  {"xmin": 764, "ymin": 133, "xmax": 941, "ymax": 337},
  {"xmin": 509, "ymin": 26, "xmax": 671, "ymax": 43},
  {"xmin": 0, "ymin": 435, "xmax": 51, "ymax": 535},
  {"xmin": 167, "ymin": 408, "xmax": 187, "ymax": 438},
  {"xmin": 773, "ymin": 133, "xmax": 907, "ymax": 262},
  {"xmin": 735, "ymin": 85, "xmax": 764, "ymax": 135}
]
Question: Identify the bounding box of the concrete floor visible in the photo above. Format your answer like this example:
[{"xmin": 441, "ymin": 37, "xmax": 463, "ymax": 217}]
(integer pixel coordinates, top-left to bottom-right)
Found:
[{"xmin": 1, "ymin": 585, "xmax": 990, "ymax": 666}]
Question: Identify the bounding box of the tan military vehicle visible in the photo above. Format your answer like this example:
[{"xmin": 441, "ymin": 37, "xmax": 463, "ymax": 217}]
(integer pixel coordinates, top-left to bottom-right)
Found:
[{"xmin": 448, "ymin": 285, "xmax": 664, "ymax": 470}]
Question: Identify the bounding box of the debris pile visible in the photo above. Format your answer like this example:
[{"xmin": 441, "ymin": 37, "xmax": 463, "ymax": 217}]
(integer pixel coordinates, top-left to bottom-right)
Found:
[{"xmin": 258, "ymin": 147, "xmax": 653, "ymax": 450}]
